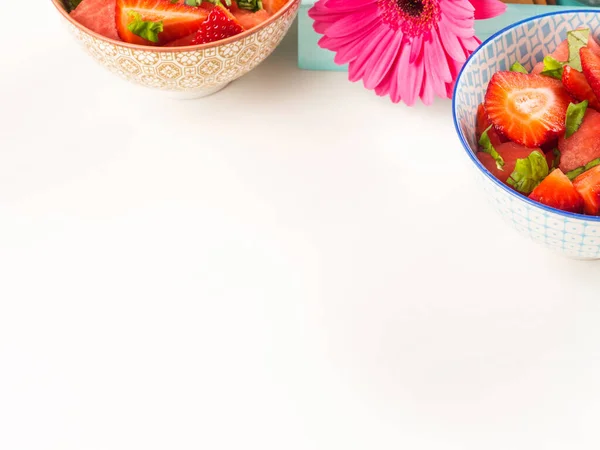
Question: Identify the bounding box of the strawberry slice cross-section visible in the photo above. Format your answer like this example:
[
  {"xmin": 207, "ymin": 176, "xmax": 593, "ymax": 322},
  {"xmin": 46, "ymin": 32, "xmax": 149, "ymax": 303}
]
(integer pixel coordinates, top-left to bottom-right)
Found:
[
  {"xmin": 484, "ymin": 72, "xmax": 572, "ymax": 148},
  {"xmin": 116, "ymin": 0, "xmax": 211, "ymax": 46}
]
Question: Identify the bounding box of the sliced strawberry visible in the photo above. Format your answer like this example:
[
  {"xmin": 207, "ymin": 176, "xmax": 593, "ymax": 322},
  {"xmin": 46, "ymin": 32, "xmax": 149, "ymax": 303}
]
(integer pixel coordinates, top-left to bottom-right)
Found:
[
  {"xmin": 558, "ymin": 109, "xmax": 600, "ymax": 172},
  {"xmin": 166, "ymin": 4, "xmax": 244, "ymax": 46},
  {"xmin": 229, "ymin": 1, "xmax": 271, "ymax": 30},
  {"xmin": 573, "ymin": 165, "xmax": 600, "ymax": 215},
  {"xmin": 116, "ymin": 0, "xmax": 211, "ymax": 46},
  {"xmin": 529, "ymin": 169, "xmax": 584, "ymax": 214},
  {"xmin": 484, "ymin": 72, "xmax": 572, "ymax": 148},
  {"xmin": 581, "ymin": 46, "xmax": 600, "ymax": 102},
  {"xmin": 562, "ymin": 65, "xmax": 600, "ymax": 110},
  {"xmin": 476, "ymin": 103, "xmax": 506, "ymax": 148},
  {"xmin": 70, "ymin": 0, "xmax": 120, "ymax": 41},
  {"xmin": 477, "ymin": 142, "xmax": 541, "ymax": 184},
  {"xmin": 262, "ymin": 0, "xmax": 288, "ymax": 14}
]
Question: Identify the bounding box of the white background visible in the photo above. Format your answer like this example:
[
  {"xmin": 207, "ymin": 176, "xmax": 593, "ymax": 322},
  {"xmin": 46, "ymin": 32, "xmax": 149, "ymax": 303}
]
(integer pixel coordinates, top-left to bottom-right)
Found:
[{"xmin": 2, "ymin": 2, "xmax": 600, "ymax": 449}]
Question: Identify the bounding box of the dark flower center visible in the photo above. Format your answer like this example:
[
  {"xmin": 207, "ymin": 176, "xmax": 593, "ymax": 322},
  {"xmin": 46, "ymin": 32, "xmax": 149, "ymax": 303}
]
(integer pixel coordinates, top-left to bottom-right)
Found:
[
  {"xmin": 378, "ymin": 0, "xmax": 440, "ymax": 35},
  {"xmin": 397, "ymin": 0, "xmax": 423, "ymax": 17}
]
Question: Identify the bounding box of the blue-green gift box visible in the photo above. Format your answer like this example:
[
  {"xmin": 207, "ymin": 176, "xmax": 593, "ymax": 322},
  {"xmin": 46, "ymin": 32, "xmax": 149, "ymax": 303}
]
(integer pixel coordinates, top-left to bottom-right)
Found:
[{"xmin": 297, "ymin": 0, "xmax": 598, "ymax": 71}]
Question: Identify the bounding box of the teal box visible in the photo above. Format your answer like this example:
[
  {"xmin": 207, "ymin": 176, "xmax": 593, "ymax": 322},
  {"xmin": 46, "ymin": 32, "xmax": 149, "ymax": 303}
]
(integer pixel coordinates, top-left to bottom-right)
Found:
[{"xmin": 298, "ymin": 1, "xmax": 597, "ymax": 71}]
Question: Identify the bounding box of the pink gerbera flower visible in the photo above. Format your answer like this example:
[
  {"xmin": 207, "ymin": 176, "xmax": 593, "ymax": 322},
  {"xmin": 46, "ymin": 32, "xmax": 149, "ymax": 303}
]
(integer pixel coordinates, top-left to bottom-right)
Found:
[{"xmin": 309, "ymin": 0, "xmax": 506, "ymax": 105}]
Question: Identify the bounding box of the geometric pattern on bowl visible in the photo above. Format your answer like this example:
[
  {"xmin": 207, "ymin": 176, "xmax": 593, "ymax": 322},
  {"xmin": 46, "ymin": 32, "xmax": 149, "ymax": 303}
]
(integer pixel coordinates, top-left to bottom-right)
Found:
[
  {"xmin": 53, "ymin": 0, "xmax": 300, "ymax": 97},
  {"xmin": 453, "ymin": 10, "xmax": 600, "ymax": 259}
]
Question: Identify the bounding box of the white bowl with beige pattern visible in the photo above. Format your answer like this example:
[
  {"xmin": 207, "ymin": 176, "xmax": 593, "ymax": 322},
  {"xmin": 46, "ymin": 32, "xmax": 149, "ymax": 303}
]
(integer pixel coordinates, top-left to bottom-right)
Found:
[{"xmin": 52, "ymin": 0, "xmax": 300, "ymax": 98}]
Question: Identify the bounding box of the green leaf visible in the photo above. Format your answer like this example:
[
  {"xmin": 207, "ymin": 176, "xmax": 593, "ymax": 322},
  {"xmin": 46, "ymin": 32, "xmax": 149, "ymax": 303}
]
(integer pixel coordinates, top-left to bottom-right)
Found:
[
  {"xmin": 510, "ymin": 62, "xmax": 528, "ymax": 74},
  {"xmin": 551, "ymin": 148, "xmax": 561, "ymax": 171},
  {"xmin": 185, "ymin": 0, "xmax": 201, "ymax": 5},
  {"xmin": 507, "ymin": 151, "xmax": 549, "ymax": 195},
  {"xmin": 565, "ymin": 100, "xmax": 588, "ymax": 138},
  {"xmin": 64, "ymin": 0, "xmax": 83, "ymax": 12},
  {"xmin": 237, "ymin": 0, "xmax": 263, "ymax": 11},
  {"xmin": 126, "ymin": 11, "xmax": 164, "ymax": 44},
  {"xmin": 479, "ymin": 125, "xmax": 505, "ymax": 170},
  {"xmin": 567, "ymin": 28, "xmax": 589, "ymax": 72},
  {"xmin": 541, "ymin": 55, "xmax": 565, "ymax": 79},
  {"xmin": 566, "ymin": 157, "xmax": 600, "ymax": 181}
]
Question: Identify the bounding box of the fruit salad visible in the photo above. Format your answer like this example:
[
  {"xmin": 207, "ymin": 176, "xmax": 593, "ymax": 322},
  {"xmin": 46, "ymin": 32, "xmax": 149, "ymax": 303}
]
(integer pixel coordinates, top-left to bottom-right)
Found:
[
  {"xmin": 476, "ymin": 28, "xmax": 600, "ymax": 216},
  {"xmin": 65, "ymin": 0, "xmax": 288, "ymax": 46}
]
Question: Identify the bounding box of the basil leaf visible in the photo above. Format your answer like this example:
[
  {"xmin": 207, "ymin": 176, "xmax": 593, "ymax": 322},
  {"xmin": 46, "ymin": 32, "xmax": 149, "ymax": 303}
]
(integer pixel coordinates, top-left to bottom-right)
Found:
[
  {"xmin": 565, "ymin": 100, "xmax": 588, "ymax": 138},
  {"xmin": 510, "ymin": 62, "xmax": 528, "ymax": 74},
  {"xmin": 541, "ymin": 56, "xmax": 564, "ymax": 79},
  {"xmin": 566, "ymin": 157, "xmax": 600, "ymax": 181},
  {"xmin": 507, "ymin": 151, "xmax": 549, "ymax": 195},
  {"xmin": 127, "ymin": 11, "xmax": 164, "ymax": 44},
  {"xmin": 238, "ymin": 0, "xmax": 263, "ymax": 11},
  {"xmin": 567, "ymin": 28, "xmax": 589, "ymax": 72},
  {"xmin": 479, "ymin": 125, "xmax": 505, "ymax": 170},
  {"xmin": 204, "ymin": 0, "xmax": 233, "ymax": 6}
]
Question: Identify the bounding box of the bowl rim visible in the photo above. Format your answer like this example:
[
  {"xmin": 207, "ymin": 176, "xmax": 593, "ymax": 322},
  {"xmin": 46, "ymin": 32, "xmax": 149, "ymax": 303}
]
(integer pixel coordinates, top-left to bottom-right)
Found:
[
  {"xmin": 50, "ymin": 0, "xmax": 299, "ymax": 52},
  {"xmin": 452, "ymin": 8, "xmax": 600, "ymax": 223}
]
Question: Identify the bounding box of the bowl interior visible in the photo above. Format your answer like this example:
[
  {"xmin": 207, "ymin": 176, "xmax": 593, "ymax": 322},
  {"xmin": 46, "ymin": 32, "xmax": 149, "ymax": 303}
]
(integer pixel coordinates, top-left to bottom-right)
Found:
[{"xmin": 454, "ymin": 11, "xmax": 600, "ymax": 157}]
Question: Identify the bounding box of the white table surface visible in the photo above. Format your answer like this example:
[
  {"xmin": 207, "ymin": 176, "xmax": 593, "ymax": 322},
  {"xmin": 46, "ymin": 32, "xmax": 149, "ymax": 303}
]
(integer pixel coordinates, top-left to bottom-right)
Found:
[{"xmin": 2, "ymin": 3, "xmax": 600, "ymax": 450}]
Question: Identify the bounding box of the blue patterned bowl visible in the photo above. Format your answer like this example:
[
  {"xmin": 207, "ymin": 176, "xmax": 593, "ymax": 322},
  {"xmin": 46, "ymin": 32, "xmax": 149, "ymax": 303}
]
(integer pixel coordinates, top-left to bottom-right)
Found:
[{"xmin": 453, "ymin": 10, "xmax": 600, "ymax": 260}]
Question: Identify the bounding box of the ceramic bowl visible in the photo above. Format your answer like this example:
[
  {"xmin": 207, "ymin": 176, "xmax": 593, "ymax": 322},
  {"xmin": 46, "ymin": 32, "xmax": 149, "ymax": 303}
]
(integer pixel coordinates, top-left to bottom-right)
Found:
[
  {"xmin": 51, "ymin": 0, "xmax": 300, "ymax": 98},
  {"xmin": 453, "ymin": 10, "xmax": 600, "ymax": 260}
]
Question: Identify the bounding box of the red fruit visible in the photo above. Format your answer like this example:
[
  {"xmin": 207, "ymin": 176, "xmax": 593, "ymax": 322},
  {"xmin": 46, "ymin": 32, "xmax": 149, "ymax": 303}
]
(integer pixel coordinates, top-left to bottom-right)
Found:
[
  {"xmin": 532, "ymin": 39, "xmax": 569, "ymax": 74},
  {"xmin": 529, "ymin": 169, "xmax": 584, "ymax": 214},
  {"xmin": 484, "ymin": 72, "xmax": 572, "ymax": 148},
  {"xmin": 166, "ymin": 4, "xmax": 244, "ymax": 46},
  {"xmin": 116, "ymin": 0, "xmax": 211, "ymax": 46},
  {"xmin": 587, "ymin": 33, "xmax": 600, "ymax": 56},
  {"xmin": 558, "ymin": 109, "xmax": 600, "ymax": 172},
  {"xmin": 562, "ymin": 65, "xmax": 600, "ymax": 110},
  {"xmin": 476, "ymin": 103, "xmax": 505, "ymax": 148},
  {"xmin": 262, "ymin": 0, "xmax": 288, "ymax": 14},
  {"xmin": 531, "ymin": 33, "xmax": 600, "ymax": 74},
  {"xmin": 477, "ymin": 142, "xmax": 541, "ymax": 184},
  {"xmin": 581, "ymin": 46, "xmax": 600, "ymax": 101},
  {"xmin": 229, "ymin": 1, "xmax": 271, "ymax": 30},
  {"xmin": 70, "ymin": 0, "xmax": 120, "ymax": 41},
  {"xmin": 573, "ymin": 165, "xmax": 600, "ymax": 215}
]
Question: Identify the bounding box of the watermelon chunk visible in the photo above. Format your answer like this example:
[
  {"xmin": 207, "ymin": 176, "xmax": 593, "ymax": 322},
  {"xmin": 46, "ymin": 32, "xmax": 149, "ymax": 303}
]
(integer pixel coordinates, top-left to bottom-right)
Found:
[
  {"xmin": 229, "ymin": 1, "xmax": 271, "ymax": 30},
  {"xmin": 477, "ymin": 142, "xmax": 541, "ymax": 184},
  {"xmin": 532, "ymin": 40, "xmax": 569, "ymax": 74},
  {"xmin": 531, "ymin": 32, "xmax": 600, "ymax": 74},
  {"xmin": 261, "ymin": 0, "xmax": 288, "ymax": 14},
  {"xmin": 558, "ymin": 109, "xmax": 600, "ymax": 173},
  {"xmin": 70, "ymin": 0, "xmax": 121, "ymax": 41}
]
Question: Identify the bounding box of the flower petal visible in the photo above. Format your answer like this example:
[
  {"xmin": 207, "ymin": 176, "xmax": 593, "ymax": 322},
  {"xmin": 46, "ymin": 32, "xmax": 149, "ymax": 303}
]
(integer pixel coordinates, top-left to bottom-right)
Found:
[
  {"xmin": 310, "ymin": 0, "xmax": 486, "ymax": 105},
  {"xmin": 363, "ymin": 29, "xmax": 404, "ymax": 89},
  {"xmin": 323, "ymin": 4, "xmax": 379, "ymax": 38},
  {"xmin": 468, "ymin": 0, "xmax": 507, "ymax": 19}
]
